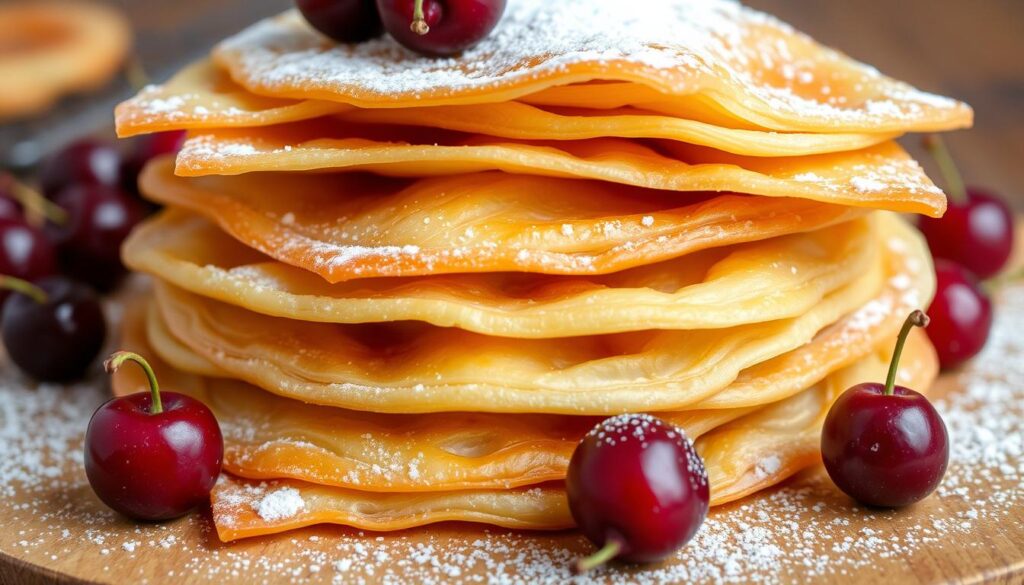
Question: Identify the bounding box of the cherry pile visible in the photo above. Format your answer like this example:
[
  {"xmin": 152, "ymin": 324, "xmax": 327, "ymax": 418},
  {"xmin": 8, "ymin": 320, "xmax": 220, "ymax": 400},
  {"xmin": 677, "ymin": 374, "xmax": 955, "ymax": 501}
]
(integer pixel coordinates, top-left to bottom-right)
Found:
[
  {"xmin": 918, "ymin": 135, "xmax": 1010, "ymax": 369},
  {"xmin": 296, "ymin": 0, "xmax": 506, "ymax": 57},
  {"xmin": 86, "ymin": 351, "xmax": 223, "ymax": 520},
  {"xmin": 822, "ymin": 311, "xmax": 949, "ymax": 507},
  {"xmin": 0, "ymin": 130, "xmax": 183, "ymax": 382},
  {"xmin": 566, "ymin": 413, "xmax": 709, "ymax": 572}
]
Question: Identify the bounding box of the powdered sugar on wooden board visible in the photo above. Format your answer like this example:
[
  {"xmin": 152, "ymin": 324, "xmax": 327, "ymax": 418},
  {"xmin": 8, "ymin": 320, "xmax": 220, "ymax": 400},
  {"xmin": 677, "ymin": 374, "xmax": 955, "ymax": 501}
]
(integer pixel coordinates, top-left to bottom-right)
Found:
[
  {"xmin": 212, "ymin": 0, "xmax": 969, "ymax": 130},
  {"xmin": 0, "ymin": 284, "xmax": 1021, "ymax": 582}
]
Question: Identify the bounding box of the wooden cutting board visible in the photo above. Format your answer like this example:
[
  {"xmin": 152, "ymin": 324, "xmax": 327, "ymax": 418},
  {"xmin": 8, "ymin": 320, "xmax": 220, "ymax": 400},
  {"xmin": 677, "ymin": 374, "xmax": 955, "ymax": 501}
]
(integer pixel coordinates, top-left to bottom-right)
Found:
[{"xmin": 0, "ymin": 284, "xmax": 1021, "ymax": 585}]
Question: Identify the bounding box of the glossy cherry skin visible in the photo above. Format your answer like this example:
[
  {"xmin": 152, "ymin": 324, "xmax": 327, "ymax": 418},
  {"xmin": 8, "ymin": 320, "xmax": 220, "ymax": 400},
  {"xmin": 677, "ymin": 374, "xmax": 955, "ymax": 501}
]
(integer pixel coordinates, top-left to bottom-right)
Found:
[
  {"xmin": 85, "ymin": 391, "xmax": 223, "ymax": 521},
  {"xmin": 919, "ymin": 189, "xmax": 1014, "ymax": 280},
  {"xmin": 46, "ymin": 184, "xmax": 146, "ymax": 291},
  {"xmin": 821, "ymin": 383, "xmax": 949, "ymax": 507},
  {"xmin": 0, "ymin": 218, "xmax": 57, "ymax": 287},
  {"xmin": 297, "ymin": 0, "xmax": 384, "ymax": 43},
  {"xmin": 38, "ymin": 139, "xmax": 123, "ymax": 198},
  {"xmin": 1, "ymin": 277, "xmax": 106, "ymax": 382},
  {"xmin": 121, "ymin": 130, "xmax": 187, "ymax": 197},
  {"xmin": 567, "ymin": 414, "xmax": 709, "ymax": 564},
  {"xmin": 926, "ymin": 260, "xmax": 993, "ymax": 369},
  {"xmin": 377, "ymin": 0, "xmax": 506, "ymax": 56}
]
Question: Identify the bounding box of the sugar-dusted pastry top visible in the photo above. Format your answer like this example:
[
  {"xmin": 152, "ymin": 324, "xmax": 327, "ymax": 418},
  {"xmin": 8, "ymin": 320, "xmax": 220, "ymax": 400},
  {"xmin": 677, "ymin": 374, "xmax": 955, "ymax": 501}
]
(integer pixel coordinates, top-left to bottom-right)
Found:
[
  {"xmin": 212, "ymin": 1, "xmax": 971, "ymax": 132},
  {"xmin": 116, "ymin": 60, "xmax": 899, "ymax": 157},
  {"xmin": 115, "ymin": 302, "xmax": 937, "ymax": 541},
  {"xmin": 144, "ymin": 214, "xmax": 933, "ymax": 415},
  {"xmin": 124, "ymin": 210, "xmax": 877, "ymax": 337}
]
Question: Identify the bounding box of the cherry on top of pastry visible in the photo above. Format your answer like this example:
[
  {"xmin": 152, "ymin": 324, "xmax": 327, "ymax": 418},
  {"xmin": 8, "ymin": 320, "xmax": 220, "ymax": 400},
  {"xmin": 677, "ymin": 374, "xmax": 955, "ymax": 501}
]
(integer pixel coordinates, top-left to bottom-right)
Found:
[
  {"xmin": 0, "ymin": 275, "xmax": 106, "ymax": 383},
  {"xmin": 85, "ymin": 351, "xmax": 223, "ymax": 521},
  {"xmin": 821, "ymin": 310, "xmax": 949, "ymax": 508},
  {"xmin": 926, "ymin": 259, "xmax": 993, "ymax": 370},
  {"xmin": 296, "ymin": 0, "xmax": 384, "ymax": 43},
  {"xmin": 918, "ymin": 134, "xmax": 1015, "ymax": 280},
  {"xmin": 377, "ymin": 0, "xmax": 506, "ymax": 57},
  {"xmin": 566, "ymin": 413, "xmax": 709, "ymax": 572}
]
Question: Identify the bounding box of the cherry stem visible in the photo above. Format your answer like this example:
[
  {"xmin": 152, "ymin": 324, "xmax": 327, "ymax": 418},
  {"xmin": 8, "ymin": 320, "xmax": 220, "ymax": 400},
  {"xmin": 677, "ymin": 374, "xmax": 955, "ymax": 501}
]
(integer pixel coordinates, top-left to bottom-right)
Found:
[
  {"xmin": 0, "ymin": 173, "xmax": 67, "ymax": 226},
  {"xmin": 922, "ymin": 134, "xmax": 967, "ymax": 205},
  {"xmin": 0, "ymin": 275, "xmax": 47, "ymax": 304},
  {"xmin": 884, "ymin": 310, "xmax": 930, "ymax": 396},
  {"xmin": 104, "ymin": 351, "xmax": 163, "ymax": 414},
  {"xmin": 573, "ymin": 537, "xmax": 623, "ymax": 574},
  {"xmin": 411, "ymin": 0, "xmax": 430, "ymax": 35}
]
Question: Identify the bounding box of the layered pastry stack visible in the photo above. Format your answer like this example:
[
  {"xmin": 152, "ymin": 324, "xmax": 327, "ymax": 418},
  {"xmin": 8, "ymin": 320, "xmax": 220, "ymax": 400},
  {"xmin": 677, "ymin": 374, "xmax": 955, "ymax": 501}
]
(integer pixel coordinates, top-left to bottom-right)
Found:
[{"xmin": 113, "ymin": 1, "xmax": 971, "ymax": 542}]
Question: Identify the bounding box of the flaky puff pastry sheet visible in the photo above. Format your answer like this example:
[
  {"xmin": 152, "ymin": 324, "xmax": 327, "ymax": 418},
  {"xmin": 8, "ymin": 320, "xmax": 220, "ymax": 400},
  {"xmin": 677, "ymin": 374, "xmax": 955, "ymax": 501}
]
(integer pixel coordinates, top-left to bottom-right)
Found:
[
  {"xmin": 139, "ymin": 158, "xmax": 872, "ymax": 284},
  {"xmin": 171, "ymin": 124, "xmax": 946, "ymax": 217},
  {"xmin": 119, "ymin": 302, "xmax": 752, "ymax": 492},
  {"xmin": 147, "ymin": 213, "xmax": 935, "ymax": 415},
  {"xmin": 210, "ymin": 322, "xmax": 934, "ymax": 541},
  {"xmin": 116, "ymin": 61, "xmax": 897, "ymax": 157},
  {"xmin": 211, "ymin": 2, "xmax": 971, "ymax": 134},
  {"xmin": 124, "ymin": 210, "xmax": 877, "ymax": 337},
  {"xmin": 116, "ymin": 301, "xmax": 936, "ymax": 540}
]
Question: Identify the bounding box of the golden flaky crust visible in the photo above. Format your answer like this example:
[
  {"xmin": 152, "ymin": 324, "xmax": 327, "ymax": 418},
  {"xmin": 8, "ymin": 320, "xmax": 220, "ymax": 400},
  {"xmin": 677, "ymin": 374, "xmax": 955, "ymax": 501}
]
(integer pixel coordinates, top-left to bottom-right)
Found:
[{"xmin": 114, "ymin": 295, "xmax": 936, "ymax": 541}]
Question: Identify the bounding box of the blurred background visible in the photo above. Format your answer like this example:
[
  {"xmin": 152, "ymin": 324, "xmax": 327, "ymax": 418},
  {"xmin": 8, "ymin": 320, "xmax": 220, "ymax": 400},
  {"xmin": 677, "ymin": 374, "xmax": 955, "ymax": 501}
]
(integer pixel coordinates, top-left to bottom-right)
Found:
[{"xmin": 0, "ymin": 0, "xmax": 1020, "ymax": 204}]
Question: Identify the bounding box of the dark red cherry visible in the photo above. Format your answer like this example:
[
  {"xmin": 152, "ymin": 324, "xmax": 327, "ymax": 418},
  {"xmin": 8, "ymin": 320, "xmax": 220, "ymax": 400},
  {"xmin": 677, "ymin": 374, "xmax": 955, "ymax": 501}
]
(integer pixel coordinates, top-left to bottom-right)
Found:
[
  {"xmin": 566, "ymin": 413, "xmax": 709, "ymax": 572},
  {"xmin": 822, "ymin": 311, "xmax": 949, "ymax": 508},
  {"xmin": 85, "ymin": 352, "xmax": 223, "ymax": 521},
  {"xmin": 0, "ymin": 218, "xmax": 57, "ymax": 290},
  {"xmin": 45, "ymin": 184, "xmax": 147, "ymax": 291},
  {"xmin": 121, "ymin": 130, "xmax": 187, "ymax": 197},
  {"xmin": 0, "ymin": 183, "xmax": 24, "ymax": 221},
  {"xmin": 377, "ymin": 0, "xmax": 506, "ymax": 57},
  {"xmin": 38, "ymin": 139, "xmax": 123, "ymax": 198},
  {"xmin": 918, "ymin": 135, "xmax": 1014, "ymax": 279},
  {"xmin": 296, "ymin": 0, "xmax": 384, "ymax": 43},
  {"xmin": 0, "ymin": 276, "xmax": 106, "ymax": 382},
  {"xmin": 926, "ymin": 260, "xmax": 993, "ymax": 369}
]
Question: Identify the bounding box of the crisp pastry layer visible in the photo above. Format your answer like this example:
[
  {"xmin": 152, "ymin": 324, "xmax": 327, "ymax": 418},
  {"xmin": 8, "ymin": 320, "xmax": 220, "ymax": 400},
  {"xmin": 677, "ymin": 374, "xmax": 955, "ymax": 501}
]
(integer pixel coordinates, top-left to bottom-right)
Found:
[
  {"xmin": 150, "ymin": 256, "xmax": 881, "ymax": 415},
  {"xmin": 0, "ymin": 1, "xmax": 131, "ymax": 119},
  {"xmin": 211, "ymin": 318, "xmax": 935, "ymax": 542},
  {"xmin": 119, "ymin": 302, "xmax": 751, "ymax": 492},
  {"xmin": 171, "ymin": 125, "xmax": 945, "ymax": 217},
  {"xmin": 117, "ymin": 307, "xmax": 937, "ymax": 541},
  {"xmin": 143, "ymin": 213, "xmax": 934, "ymax": 415},
  {"xmin": 139, "ymin": 158, "xmax": 867, "ymax": 282},
  {"xmin": 124, "ymin": 210, "xmax": 877, "ymax": 337},
  {"xmin": 116, "ymin": 61, "xmax": 898, "ymax": 158},
  {"xmin": 115, "ymin": 297, "xmax": 932, "ymax": 497},
  {"xmin": 211, "ymin": 3, "xmax": 971, "ymax": 133}
]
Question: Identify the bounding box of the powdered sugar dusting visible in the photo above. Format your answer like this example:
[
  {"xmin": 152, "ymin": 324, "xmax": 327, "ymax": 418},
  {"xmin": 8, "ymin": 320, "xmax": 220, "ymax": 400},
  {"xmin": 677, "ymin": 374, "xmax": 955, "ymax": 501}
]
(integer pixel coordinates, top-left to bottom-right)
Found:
[
  {"xmin": 213, "ymin": 1, "xmax": 968, "ymax": 130},
  {"xmin": 256, "ymin": 487, "xmax": 305, "ymax": 522}
]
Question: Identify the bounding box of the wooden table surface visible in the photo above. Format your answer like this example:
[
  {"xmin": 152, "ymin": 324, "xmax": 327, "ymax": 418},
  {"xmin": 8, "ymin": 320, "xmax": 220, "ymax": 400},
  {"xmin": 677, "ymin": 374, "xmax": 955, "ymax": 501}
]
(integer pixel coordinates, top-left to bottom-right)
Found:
[{"xmin": 0, "ymin": 0, "xmax": 1021, "ymax": 206}]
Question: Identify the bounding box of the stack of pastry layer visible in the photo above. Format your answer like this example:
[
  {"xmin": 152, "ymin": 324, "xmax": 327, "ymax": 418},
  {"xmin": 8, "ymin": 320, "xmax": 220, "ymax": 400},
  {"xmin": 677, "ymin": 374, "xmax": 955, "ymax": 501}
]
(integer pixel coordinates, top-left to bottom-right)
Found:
[{"xmin": 114, "ymin": 0, "xmax": 969, "ymax": 542}]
